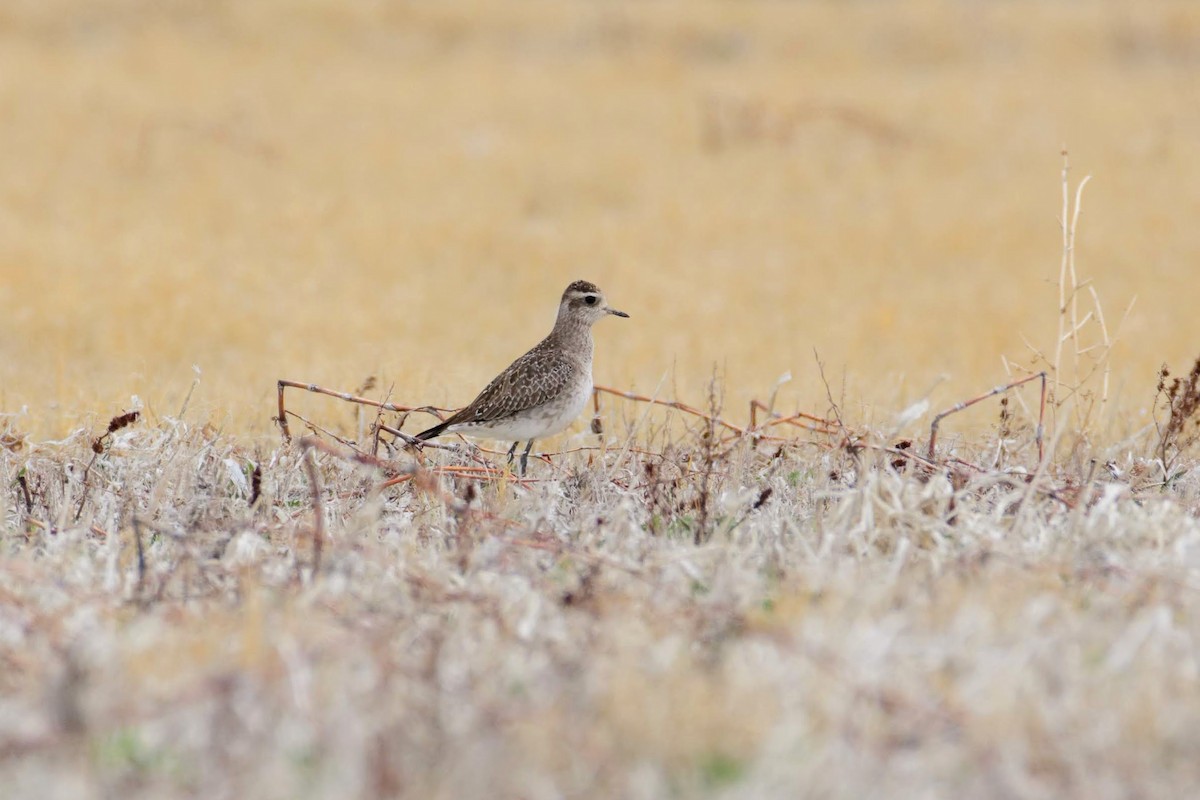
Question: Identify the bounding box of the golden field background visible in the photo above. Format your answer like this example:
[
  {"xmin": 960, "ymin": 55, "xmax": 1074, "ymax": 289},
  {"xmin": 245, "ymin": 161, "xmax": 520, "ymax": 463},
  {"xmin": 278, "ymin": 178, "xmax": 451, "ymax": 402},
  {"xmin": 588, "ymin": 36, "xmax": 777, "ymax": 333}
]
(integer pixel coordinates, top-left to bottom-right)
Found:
[{"xmin": 2, "ymin": 0, "xmax": 1199, "ymax": 439}]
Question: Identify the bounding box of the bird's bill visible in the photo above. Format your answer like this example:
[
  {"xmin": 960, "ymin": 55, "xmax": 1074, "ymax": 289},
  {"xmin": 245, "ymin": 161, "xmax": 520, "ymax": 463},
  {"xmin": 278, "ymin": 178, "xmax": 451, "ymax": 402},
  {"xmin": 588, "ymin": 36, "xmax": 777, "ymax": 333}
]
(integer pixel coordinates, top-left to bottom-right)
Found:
[{"xmin": 607, "ymin": 308, "xmax": 630, "ymax": 318}]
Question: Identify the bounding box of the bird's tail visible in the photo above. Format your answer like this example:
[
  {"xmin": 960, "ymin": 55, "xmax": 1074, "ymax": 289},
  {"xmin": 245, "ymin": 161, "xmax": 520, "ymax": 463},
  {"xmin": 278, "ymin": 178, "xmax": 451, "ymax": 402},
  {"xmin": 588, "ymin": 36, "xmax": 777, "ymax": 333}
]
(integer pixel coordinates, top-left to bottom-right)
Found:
[{"xmin": 414, "ymin": 420, "xmax": 451, "ymax": 441}]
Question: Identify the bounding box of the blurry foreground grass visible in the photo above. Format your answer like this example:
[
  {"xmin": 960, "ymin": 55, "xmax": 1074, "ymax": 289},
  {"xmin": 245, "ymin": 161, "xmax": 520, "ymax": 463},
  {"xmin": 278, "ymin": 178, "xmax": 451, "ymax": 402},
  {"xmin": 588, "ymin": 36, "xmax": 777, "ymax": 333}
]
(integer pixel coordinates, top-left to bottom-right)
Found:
[{"xmin": 2, "ymin": 388, "xmax": 1199, "ymax": 798}]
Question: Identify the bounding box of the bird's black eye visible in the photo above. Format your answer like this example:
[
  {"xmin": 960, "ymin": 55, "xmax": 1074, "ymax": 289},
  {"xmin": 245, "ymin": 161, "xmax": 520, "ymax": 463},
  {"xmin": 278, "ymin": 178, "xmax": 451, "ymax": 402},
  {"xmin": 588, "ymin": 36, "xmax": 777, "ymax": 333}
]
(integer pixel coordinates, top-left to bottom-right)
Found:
[{"xmin": 584, "ymin": 295, "xmax": 598, "ymax": 306}]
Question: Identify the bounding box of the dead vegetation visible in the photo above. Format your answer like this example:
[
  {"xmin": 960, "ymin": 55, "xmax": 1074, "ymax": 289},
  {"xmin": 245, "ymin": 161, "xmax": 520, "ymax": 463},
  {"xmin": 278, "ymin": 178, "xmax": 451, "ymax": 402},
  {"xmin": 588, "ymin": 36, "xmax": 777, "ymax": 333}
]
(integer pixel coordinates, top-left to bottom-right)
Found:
[
  {"xmin": 3, "ymin": 362, "xmax": 1200, "ymax": 798},
  {"xmin": 1154, "ymin": 358, "xmax": 1200, "ymax": 484}
]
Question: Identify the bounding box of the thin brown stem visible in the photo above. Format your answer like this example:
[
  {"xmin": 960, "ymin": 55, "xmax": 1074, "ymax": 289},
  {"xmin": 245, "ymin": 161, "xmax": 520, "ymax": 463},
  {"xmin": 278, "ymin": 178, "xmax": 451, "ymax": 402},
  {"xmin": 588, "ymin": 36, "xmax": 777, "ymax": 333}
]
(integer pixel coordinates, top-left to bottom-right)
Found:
[
  {"xmin": 928, "ymin": 372, "xmax": 1047, "ymax": 463},
  {"xmin": 300, "ymin": 439, "xmax": 326, "ymax": 580}
]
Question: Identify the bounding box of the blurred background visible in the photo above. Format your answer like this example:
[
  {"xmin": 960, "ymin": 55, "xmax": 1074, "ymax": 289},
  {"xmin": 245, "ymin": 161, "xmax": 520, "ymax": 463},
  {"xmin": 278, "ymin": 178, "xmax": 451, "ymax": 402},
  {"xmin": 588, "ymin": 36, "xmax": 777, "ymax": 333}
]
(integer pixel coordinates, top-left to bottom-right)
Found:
[{"xmin": 1, "ymin": 0, "xmax": 1198, "ymax": 439}]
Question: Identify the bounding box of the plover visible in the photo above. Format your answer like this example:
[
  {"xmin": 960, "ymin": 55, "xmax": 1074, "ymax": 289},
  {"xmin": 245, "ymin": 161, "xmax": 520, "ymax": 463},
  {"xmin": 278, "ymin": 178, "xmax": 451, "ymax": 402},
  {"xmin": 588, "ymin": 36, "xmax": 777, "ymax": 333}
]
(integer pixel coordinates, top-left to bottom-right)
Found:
[{"xmin": 414, "ymin": 280, "xmax": 628, "ymax": 475}]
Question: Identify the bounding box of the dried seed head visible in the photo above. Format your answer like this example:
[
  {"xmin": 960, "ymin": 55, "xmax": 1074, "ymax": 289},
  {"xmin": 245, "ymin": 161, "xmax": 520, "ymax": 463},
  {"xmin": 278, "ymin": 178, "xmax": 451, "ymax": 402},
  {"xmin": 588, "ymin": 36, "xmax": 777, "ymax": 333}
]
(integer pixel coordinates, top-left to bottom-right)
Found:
[
  {"xmin": 752, "ymin": 487, "xmax": 773, "ymax": 510},
  {"xmin": 249, "ymin": 464, "xmax": 263, "ymax": 506},
  {"xmin": 107, "ymin": 411, "xmax": 140, "ymax": 433}
]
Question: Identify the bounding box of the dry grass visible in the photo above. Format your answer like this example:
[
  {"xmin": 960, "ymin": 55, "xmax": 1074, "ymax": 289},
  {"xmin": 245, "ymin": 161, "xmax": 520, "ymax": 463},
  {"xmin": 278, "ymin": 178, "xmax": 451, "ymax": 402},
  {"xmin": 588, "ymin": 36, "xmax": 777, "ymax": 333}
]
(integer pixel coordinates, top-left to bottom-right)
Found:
[
  {"xmin": 4, "ymin": 1, "xmax": 1200, "ymax": 798},
  {"xmin": 2, "ymin": 393, "xmax": 1199, "ymax": 799}
]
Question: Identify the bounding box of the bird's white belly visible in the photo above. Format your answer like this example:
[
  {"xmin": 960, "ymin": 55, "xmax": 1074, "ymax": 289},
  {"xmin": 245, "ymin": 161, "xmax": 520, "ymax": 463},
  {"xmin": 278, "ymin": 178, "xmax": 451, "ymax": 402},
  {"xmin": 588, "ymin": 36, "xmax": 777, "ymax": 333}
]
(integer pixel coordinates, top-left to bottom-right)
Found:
[{"xmin": 466, "ymin": 373, "xmax": 592, "ymax": 442}]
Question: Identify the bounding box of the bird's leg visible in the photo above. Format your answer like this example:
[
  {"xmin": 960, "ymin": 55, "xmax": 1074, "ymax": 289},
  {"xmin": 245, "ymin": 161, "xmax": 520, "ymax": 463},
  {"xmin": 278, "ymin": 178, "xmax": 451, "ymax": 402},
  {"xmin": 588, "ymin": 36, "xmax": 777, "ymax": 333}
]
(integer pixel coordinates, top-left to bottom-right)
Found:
[
  {"xmin": 519, "ymin": 440, "xmax": 535, "ymax": 476},
  {"xmin": 506, "ymin": 441, "xmax": 519, "ymax": 467}
]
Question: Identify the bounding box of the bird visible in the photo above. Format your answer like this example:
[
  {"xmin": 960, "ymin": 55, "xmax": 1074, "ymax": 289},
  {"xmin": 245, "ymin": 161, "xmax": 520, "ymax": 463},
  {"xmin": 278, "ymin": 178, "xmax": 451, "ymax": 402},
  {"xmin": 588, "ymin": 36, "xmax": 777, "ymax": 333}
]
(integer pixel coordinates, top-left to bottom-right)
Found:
[{"xmin": 413, "ymin": 280, "xmax": 628, "ymax": 475}]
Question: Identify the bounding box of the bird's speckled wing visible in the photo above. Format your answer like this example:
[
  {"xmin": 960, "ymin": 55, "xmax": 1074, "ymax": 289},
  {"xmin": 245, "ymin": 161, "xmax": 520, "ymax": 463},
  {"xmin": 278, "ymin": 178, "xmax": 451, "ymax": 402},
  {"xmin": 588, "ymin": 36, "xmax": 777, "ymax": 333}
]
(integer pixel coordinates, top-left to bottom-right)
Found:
[{"xmin": 447, "ymin": 339, "xmax": 579, "ymax": 426}]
